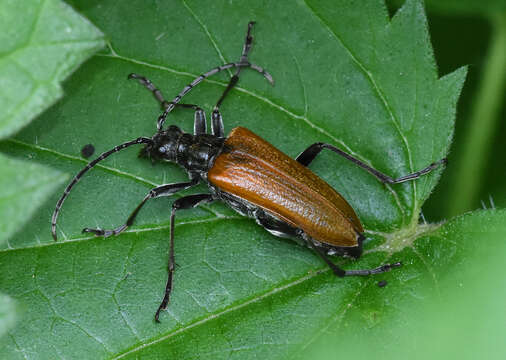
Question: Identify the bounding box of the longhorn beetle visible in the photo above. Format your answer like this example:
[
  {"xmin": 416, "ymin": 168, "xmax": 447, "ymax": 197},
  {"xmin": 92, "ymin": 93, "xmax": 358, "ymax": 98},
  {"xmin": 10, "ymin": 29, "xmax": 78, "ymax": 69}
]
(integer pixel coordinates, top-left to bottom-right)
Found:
[{"xmin": 51, "ymin": 22, "xmax": 446, "ymax": 322}]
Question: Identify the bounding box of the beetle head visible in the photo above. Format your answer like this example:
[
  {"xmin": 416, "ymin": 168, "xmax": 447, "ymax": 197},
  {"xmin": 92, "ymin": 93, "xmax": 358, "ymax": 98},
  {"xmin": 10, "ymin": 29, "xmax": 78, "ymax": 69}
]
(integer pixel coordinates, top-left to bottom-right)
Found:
[{"xmin": 140, "ymin": 125, "xmax": 182, "ymax": 162}]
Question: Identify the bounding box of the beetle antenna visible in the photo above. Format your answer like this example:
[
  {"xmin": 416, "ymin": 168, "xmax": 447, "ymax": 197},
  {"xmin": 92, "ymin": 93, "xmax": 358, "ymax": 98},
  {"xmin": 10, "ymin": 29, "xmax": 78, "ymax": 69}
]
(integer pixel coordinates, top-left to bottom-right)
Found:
[
  {"xmin": 155, "ymin": 22, "xmax": 273, "ymax": 131},
  {"xmin": 51, "ymin": 137, "xmax": 153, "ymax": 241},
  {"xmin": 156, "ymin": 60, "xmax": 273, "ymax": 131}
]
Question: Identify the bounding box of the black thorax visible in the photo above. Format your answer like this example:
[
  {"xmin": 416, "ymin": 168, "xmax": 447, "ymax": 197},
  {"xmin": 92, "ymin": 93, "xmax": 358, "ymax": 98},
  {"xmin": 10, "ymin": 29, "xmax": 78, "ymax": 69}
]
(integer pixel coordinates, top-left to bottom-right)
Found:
[{"xmin": 150, "ymin": 125, "xmax": 225, "ymax": 174}]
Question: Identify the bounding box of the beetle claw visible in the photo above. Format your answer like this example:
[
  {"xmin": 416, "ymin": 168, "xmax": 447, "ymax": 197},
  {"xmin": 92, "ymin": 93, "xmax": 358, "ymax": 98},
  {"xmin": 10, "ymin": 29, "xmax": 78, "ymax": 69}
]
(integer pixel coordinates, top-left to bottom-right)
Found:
[
  {"xmin": 82, "ymin": 225, "xmax": 126, "ymax": 238},
  {"xmin": 383, "ymin": 262, "xmax": 402, "ymax": 272},
  {"xmin": 82, "ymin": 227, "xmax": 108, "ymax": 237},
  {"xmin": 83, "ymin": 227, "xmax": 102, "ymax": 235}
]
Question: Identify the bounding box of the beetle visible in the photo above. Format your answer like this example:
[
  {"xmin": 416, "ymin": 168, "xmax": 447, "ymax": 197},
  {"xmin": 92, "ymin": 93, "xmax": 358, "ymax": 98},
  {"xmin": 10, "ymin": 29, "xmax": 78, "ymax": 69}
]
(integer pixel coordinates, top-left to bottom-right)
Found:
[{"xmin": 51, "ymin": 22, "xmax": 446, "ymax": 322}]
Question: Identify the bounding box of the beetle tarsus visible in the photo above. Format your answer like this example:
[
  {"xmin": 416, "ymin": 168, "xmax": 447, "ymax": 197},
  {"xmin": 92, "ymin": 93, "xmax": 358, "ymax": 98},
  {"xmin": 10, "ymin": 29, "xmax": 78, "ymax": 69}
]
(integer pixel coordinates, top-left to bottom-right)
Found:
[
  {"xmin": 155, "ymin": 271, "xmax": 173, "ymax": 323},
  {"xmin": 82, "ymin": 225, "xmax": 127, "ymax": 238},
  {"xmin": 344, "ymin": 261, "xmax": 402, "ymax": 276},
  {"xmin": 296, "ymin": 142, "xmax": 447, "ymax": 185},
  {"xmin": 154, "ymin": 194, "xmax": 213, "ymax": 323},
  {"xmin": 82, "ymin": 227, "xmax": 105, "ymax": 236}
]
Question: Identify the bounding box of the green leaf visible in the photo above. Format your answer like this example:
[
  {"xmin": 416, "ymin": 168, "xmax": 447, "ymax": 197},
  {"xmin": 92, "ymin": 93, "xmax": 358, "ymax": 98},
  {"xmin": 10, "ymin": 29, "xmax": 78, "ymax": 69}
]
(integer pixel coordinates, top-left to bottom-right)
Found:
[
  {"xmin": 0, "ymin": 0, "xmax": 105, "ymax": 345},
  {"xmin": 0, "ymin": 294, "xmax": 16, "ymax": 339},
  {"xmin": 106, "ymin": 210, "xmax": 505, "ymax": 359},
  {"xmin": 0, "ymin": 0, "xmax": 105, "ymax": 139},
  {"xmin": 0, "ymin": 153, "xmax": 66, "ymax": 246},
  {"xmin": 304, "ymin": 209, "xmax": 506, "ymax": 360},
  {"xmin": 0, "ymin": 0, "xmax": 468, "ymax": 358}
]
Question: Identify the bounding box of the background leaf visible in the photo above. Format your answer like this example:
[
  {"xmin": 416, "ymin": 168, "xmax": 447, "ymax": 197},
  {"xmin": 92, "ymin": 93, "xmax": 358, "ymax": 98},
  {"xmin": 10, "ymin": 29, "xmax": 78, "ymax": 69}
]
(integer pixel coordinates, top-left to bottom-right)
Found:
[
  {"xmin": 0, "ymin": 0, "xmax": 474, "ymax": 358},
  {"xmin": 0, "ymin": 154, "xmax": 66, "ymax": 246},
  {"xmin": 390, "ymin": 1, "xmax": 506, "ymax": 219},
  {"xmin": 0, "ymin": 0, "xmax": 105, "ymax": 342},
  {"xmin": 0, "ymin": 0, "xmax": 104, "ymax": 138},
  {"xmin": 111, "ymin": 210, "xmax": 506, "ymax": 359},
  {"xmin": 304, "ymin": 209, "xmax": 506, "ymax": 360},
  {"xmin": 0, "ymin": 294, "xmax": 16, "ymax": 339}
]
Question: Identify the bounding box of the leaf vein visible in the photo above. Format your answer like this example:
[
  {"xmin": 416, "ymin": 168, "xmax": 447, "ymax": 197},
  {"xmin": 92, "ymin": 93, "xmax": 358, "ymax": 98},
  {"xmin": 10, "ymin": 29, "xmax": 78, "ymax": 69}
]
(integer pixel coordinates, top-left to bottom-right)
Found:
[
  {"xmin": 97, "ymin": 46, "xmax": 360, "ymax": 156},
  {"xmin": 292, "ymin": 55, "xmax": 308, "ymax": 118},
  {"xmin": 95, "ymin": 45, "xmax": 404, "ymax": 213},
  {"xmin": 181, "ymin": 0, "xmax": 233, "ymax": 77},
  {"xmin": 411, "ymin": 247, "xmax": 440, "ymax": 296},
  {"xmin": 26, "ymin": 0, "xmax": 46, "ymax": 47},
  {"xmin": 5, "ymin": 139, "xmax": 221, "ymax": 218},
  {"xmin": 302, "ymin": 0, "xmax": 415, "ymax": 215},
  {"xmin": 112, "ymin": 268, "xmax": 331, "ymax": 359},
  {"xmin": 8, "ymin": 334, "xmax": 28, "ymax": 360},
  {"xmin": 0, "ymin": 216, "xmax": 242, "ymax": 254},
  {"xmin": 296, "ymin": 264, "xmax": 381, "ymax": 353}
]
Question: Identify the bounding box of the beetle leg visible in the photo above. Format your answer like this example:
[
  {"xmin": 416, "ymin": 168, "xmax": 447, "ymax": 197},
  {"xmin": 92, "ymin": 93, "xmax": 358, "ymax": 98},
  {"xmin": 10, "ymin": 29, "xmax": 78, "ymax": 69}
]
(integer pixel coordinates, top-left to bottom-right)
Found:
[
  {"xmin": 192, "ymin": 106, "xmax": 207, "ymax": 135},
  {"xmin": 211, "ymin": 109, "xmax": 224, "ymax": 137},
  {"xmin": 157, "ymin": 103, "xmax": 207, "ymax": 135},
  {"xmin": 128, "ymin": 73, "xmax": 167, "ymax": 106},
  {"xmin": 343, "ymin": 262, "xmax": 402, "ymax": 276},
  {"xmin": 213, "ymin": 22, "xmax": 253, "ymax": 113},
  {"xmin": 306, "ymin": 238, "xmax": 401, "ymax": 277},
  {"xmin": 163, "ymin": 103, "xmax": 208, "ymax": 135},
  {"xmin": 155, "ymin": 193, "xmax": 214, "ymax": 322},
  {"xmin": 82, "ymin": 179, "xmax": 199, "ymax": 238},
  {"xmin": 128, "ymin": 74, "xmax": 206, "ymax": 111},
  {"xmin": 296, "ymin": 142, "xmax": 447, "ymax": 184},
  {"xmin": 213, "ymin": 21, "xmax": 266, "ymax": 113},
  {"xmin": 306, "ymin": 240, "xmax": 346, "ymax": 277},
  {"xmin": 209, "ymin": 22, "xmax": 275, "ymax": 138},
  {"xmin": 254, "ymin": 210, "xmax": 300, "ymax": 239},
  {"xmin": 51, "ymin": 137, "xmax": 153, "ymax": 241},
  {"xmin": 128, "ymin": 73, "xmax": 198, "ymax": 107},
  {"xmin": 157, "ymin": 60, "xmax": 273, "ymax": 130},
  {"xmin": 156, "ymin": 22, "xmax": 273, "ymax": 131}
]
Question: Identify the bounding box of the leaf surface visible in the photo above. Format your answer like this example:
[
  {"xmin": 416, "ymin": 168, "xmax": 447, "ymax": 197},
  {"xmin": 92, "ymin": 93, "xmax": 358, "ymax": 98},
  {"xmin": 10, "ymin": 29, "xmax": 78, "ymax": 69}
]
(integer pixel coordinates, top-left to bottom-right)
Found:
[
  {"xmin": 0, "ymin": 0, "xmax": 104, "ymax": 138},
  {"xmin": 0, "ymin": 294, "xmax": 16, "ymax": 339},
  {"xmin": 0, "ymin": 153, "xmax": 66, "ymax": 246},
  {"xmin": 116, "ymin": 210, "xmax": 506, "ymax": 359},
  {"xmin": 0, "ymin": 0, "xmax": 469, "ymax": 358},
  {"xmin": 0, "ymin": 0, "xmax": 104, "ymax": 341}
]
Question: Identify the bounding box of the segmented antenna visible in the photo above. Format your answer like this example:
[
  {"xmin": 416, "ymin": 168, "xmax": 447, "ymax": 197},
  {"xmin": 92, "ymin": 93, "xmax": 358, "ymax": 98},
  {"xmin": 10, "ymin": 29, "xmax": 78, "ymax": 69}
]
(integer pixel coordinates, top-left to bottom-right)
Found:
[
  {"xmin": 51, "ymin": 137, "xmax": 153, "ymax": 241},
  {"xmin": 156, "ymin": 61, "xmax": 273, "ymax": 131}
]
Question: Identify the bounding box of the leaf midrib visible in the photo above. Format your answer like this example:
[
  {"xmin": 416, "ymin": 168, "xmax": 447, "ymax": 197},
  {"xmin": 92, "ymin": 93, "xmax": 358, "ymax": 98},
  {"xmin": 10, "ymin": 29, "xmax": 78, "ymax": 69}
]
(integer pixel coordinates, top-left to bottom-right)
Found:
[
  {"xmin": 0, "ymin": 216, "xmax": 243, "ymax": 254},
  {"xmin": 5, "ymin": 138, "xmax": 224, "ymax": 219},
  {"xmin": 112, "ymin": 264, "xmax": 334, "ymax": 359},
  {"xmin": 114, "ymin": 248, "xmax": 394, "ymax": 359}
]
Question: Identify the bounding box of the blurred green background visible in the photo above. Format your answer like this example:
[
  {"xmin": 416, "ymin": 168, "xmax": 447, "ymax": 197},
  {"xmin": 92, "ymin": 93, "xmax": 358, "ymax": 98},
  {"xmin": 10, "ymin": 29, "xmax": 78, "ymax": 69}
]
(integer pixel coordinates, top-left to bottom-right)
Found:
[{"xmin": 387, "ymin": 1, "xmax": 506, "ymax": 221}]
